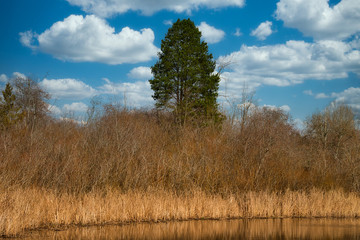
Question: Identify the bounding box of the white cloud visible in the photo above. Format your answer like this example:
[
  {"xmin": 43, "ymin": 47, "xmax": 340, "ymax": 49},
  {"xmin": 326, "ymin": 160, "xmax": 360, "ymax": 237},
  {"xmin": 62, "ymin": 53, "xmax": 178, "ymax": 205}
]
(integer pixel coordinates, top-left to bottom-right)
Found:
[
  {"xmin": 47, "ymin": 104, "xmax": 62, "ymax": 115},
  {"xmin": 128, "ymin": 66, "xmax": 153, "ymax": 79},
  {"xmin": 315, "ymin": 93, "xmax": 330, "ymax": 99},
  {"xmin": 20, "ymin": 15, "xmax": 158, "ymax": 65},
  {"xmin": 197, "ymin": 22, "xmax": 225, "ymax": 44},
  {"xmin": 102, "ymin": 77, "xmax": 111, "ymax": 84},
  {"xmin": 100, "ymin": 79, "xmax": 154, "ymax": 107},
  {"xmin": 12, "ymin": 72, "xmax": 26, "ymax": 79},
  {"xmin": 163, "ymin": 20, "xmax": 173, "ymax": 26},
  {"xmin": 218, "ymin": 40, "xmax": 360, "ymax": 97},
  {"xmin": 0, "ymin": 74, "xmax": 8, "ymax": 83},
  {"xmin": 304, "ymin": 87, "xmax": 360, "ymax": 116},
  {"xmin": 263, "ymin": 104, "xmax": 291, "ymax": 112},
  {"xmin": 280, "ymin": 105, "xmax": 291, "ymax": 112},
  {"xmin": 332, "ymin": 87, "xmax": 360, "ymax": 116},
  {"xmin": 1, "ymin": 72, "xmax": 36, "ymax": 83},
  {"xmin": 19, "ymin": 31, "xmax": 37, "ymax": 50},
  {"xmin": 275, "ymin": 0, "xmax": 360, "ymax": 40},
  {"xmin": 294, "ymin": 118, "xmax": 305, "ymax": 130},
  {"xmin": 63, "ymin": 102, "xmax": 88, "ymax": 113},
  {"xmin": 9, "ymin": 71, "xmax": 153, "ymax": 108},
  {"xmin": 303, "ymin": 90, "xmax": 313, "ymax": 96},
  {"xmin": 48, "ymin": 102, "xmax": 88, "ymax": 117},
  {"xmin": 66, "ymin": 0, "xmax": 245, "ymax": 17},
  {"xmin": 49, "ymin": 102, "xmax": 89, "ymax": 120},
  {"xmin": 251, "ymin": 21, "xmax": 273, "ymax": 40},
  {"xmin": 234, "ymin": 28, "xmax": 242, "ymax": 37},
  {"xmin": 40, "ymin": 78, "xmax": 97, "ymax": 100}
]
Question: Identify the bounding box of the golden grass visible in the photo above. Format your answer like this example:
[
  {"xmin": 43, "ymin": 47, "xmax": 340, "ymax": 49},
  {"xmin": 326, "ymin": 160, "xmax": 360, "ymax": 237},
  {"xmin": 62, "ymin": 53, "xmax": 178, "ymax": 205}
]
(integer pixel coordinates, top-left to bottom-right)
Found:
[{"xmin": 1, "ymin": 188, "xmax": 360, "ymax": 237}]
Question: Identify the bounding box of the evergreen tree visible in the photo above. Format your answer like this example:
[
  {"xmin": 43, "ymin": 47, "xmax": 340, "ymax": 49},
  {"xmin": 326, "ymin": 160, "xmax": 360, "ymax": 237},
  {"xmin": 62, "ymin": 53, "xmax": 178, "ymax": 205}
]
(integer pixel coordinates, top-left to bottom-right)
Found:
[
  {"xmin": 149, "ymin": 19, "xmax": 222, "ymax": 125},
  {"xmin": 0, "ymin": 83, "xmax": 23, "ymax": 129}
]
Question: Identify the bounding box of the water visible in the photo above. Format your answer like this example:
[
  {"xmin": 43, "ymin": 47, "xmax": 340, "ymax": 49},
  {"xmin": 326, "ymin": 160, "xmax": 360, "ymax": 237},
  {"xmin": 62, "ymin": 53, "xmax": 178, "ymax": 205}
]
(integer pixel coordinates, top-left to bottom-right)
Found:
[{"xmin": 28, "ymin": 218, "xmax": 360, "ymax": 239}]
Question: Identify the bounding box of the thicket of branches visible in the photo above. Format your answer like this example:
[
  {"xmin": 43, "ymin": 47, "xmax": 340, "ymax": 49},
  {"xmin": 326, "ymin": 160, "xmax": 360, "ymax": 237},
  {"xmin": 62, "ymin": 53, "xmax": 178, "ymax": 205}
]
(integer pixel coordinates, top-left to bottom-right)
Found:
[
  {"xmin": 0, "ymin": 86, "xmax": 359, "ymax": 194},
  {"xmin": 0, "ymin": 76, "xmax": 49, "ymax": 130}
]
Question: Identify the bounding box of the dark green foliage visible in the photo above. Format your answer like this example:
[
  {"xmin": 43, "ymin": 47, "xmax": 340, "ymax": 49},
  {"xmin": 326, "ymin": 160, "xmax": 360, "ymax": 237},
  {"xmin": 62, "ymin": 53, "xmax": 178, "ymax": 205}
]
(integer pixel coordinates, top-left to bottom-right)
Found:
[
  {"xmin": 149, "ymin": 19, "xmax": 222, "ymax": 125},
  {"xmin": 0, "ymin": 83, "xmax": 23, "ymax": 129}
]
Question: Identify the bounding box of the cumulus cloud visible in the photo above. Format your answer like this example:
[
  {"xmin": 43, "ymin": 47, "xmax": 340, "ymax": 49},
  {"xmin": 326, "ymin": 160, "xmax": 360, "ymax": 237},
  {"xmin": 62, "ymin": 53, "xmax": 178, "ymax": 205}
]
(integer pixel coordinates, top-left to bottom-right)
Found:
[
  {"xmin": 48, "ymin": 102, "xmax": 89, "ymax": 120},
  {"xmin": 0, "ymin": 74, "xmax": 8, "ymax": 83},
  {"xmin": 304, "ymin": 87, "xmax": 360, "ymax": 116},
  {"xmin": 12, "ymin": 72, "xmax": 26, "ymax": 79},
  {"xmin": 0, "ymin": 72, "xmax": 33, "ymax": 84},
  {"xmin": 218, "ymin": 40, "xmax": 360, "ymax": 97},
  {"xmin": 63, "ymin": 102, "xmax": 88, "ymax": 113},
  {"xmin": 163, "ymin": 20, "xmax": 173, "ymax": 26},
  {"xmin": 197, "ymin": 22, "xmax": 225, "ymax": 44},
  {"xmin": 275, "ymin": 0, "xmax": 360, "ymax": 40},
  {"xmin": 279, "ymin": 105, "xmax": 291, "ymax": 112},
  {"xmin": 332, "ymin": 87, "xmax": 360, "ymax": 116},
  {"xmin": 303, "ymin": 90, "xmax": 313, "ymax": 96},
  {"xmin": 234, "ymin": 28, "xmax": 242, "ymax": 37},
  {"xmin": 20, "ymin": 15, "xmax": 158, "ymax": 65},
  {"xmin": 100, "ymin": 79, "xmax": 154, "ymax": 107},
  {"xmin": 47, "ymin": 104, "xmax": 62, "ymax": 115},
  {"xmin": 10, "ymin": 71, "xmax": 153, "ymax": 108},
  {"xmin": 66, "ymin": 0, "xmax": 245, "ymax": 17},
  {"xmin": 263, "ymin": 104, "xmax": 291, "ymax": 112},
  {"xmin": 315, "ymin": 93, "xmax": 330, "ymax": 99},
  {"xmin": 128, "ymin": 66, "xmax": 153, "ymax": 79},
  {"xmin": 294, "ymin": 118, "xmax": 305, "ymax": 130},
  {"xmin": 40, "ymin": 78, "xmax": 97, "ymax": 100},
  {"xmin": 251, "ymin": 21, "xmax": 273, "ymax": 40},
  {"xmin": 19, "ymin": 31, "xmax": 37, "ymax": 50}
]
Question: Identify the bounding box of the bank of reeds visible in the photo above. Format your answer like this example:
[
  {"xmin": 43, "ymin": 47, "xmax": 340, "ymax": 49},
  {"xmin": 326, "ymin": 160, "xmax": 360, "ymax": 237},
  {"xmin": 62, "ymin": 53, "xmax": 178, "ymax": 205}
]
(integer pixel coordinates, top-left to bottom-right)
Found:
[
  {"xmin": 0, "ymin": 107, "xmax": 359, "ymax": 236},
  {"xmin": 1, "ymin": 188, "xmax": 360, "ymax": 236}
]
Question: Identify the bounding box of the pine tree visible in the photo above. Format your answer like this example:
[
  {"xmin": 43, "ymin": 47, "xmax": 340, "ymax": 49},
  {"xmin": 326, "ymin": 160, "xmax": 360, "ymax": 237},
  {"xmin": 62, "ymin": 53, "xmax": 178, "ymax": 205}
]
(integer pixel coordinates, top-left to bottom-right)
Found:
[
  {"xmin": 149, "ymin": 19, "xmax": 222, "ymax": 125},
  {"xmin": 0, "ymin": 83, "xmax": 23, "ymax": 129}
]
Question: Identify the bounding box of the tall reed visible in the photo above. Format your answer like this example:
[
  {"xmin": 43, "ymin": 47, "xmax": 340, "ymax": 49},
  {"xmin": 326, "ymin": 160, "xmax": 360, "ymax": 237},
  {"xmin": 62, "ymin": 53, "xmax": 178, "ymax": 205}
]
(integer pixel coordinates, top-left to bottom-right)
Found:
[{"xmin": 1, "ymin": 188, "xmax": 360, "ymax": 236}]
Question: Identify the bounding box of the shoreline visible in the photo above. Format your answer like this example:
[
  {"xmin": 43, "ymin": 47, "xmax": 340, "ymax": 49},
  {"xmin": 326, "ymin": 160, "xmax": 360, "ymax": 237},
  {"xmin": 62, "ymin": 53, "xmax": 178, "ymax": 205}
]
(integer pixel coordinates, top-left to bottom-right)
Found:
[{"xmin": 9, "ymin": 216, "xmax": 360, "ymax": 239}]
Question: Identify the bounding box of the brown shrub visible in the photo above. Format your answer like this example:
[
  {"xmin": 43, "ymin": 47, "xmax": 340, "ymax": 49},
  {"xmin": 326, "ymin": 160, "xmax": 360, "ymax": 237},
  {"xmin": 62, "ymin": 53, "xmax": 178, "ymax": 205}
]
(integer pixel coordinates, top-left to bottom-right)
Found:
[{"xmin": 0, "ymin": 105, "xmax": 359, "ymax": 194}]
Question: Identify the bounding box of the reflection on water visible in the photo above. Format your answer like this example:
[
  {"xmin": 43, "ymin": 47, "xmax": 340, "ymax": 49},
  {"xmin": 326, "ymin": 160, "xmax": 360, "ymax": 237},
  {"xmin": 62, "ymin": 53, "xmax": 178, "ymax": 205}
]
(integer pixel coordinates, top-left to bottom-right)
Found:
[{"xmin": 29, "ymin": 218, "xmax": 360, "ymax": 239}]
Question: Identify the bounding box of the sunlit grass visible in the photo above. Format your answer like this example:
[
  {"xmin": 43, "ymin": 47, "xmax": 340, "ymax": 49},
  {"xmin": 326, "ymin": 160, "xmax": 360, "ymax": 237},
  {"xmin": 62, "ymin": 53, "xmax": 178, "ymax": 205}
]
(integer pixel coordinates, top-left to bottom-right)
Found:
[{"xmin": 2, "ymin": 188, "xmax": 360, "ymax": 236}]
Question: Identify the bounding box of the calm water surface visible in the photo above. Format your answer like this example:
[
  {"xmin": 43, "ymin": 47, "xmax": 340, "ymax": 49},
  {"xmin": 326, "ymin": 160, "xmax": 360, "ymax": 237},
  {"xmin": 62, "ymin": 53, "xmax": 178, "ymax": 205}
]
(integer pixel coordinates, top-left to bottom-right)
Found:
[{"xmin": 28, "ymin": 218, "xmax": 360, "ymax": 239}]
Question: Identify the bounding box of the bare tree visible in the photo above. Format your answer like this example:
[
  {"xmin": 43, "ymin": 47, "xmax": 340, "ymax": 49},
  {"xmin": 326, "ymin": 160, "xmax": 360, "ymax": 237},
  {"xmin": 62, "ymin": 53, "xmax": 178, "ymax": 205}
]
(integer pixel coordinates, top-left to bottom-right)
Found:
[
  {"xmin": 11, "ymin": 76, "xmax": 50, "ymax": 128},
  {"xmin": 305, "ymin": 103, "xmax": 356, "ymax": 168},
  {"xmin": 224, "ymin": 83, "xmax": 256, "ymax": 128}
]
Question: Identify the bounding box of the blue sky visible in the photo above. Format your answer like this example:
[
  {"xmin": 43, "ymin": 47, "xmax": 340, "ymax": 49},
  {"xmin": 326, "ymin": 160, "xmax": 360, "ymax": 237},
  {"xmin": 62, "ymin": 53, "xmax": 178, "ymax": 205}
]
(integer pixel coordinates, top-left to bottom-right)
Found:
[{"xmin": 0, "ymin": 0, "xmax": 359, "ymax": 126}]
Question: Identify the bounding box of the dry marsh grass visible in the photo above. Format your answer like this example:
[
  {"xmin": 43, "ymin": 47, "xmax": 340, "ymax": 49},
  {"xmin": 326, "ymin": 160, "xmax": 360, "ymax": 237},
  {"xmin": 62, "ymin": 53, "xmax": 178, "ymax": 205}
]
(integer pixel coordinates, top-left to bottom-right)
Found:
[
  {"xmin": 1, "ymin": 188, "xmax": 360, "ymax": 237},
  {"xmin": 0, "ymin": 107, "xmax": 360, "ymax": 236}
]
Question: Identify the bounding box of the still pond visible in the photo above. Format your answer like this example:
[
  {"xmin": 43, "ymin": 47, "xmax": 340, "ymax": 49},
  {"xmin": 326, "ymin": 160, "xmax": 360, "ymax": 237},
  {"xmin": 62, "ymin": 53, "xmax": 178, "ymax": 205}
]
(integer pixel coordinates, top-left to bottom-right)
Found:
[{"xmin": 27, "ymin": 218, "xmax": 360, "ymax": 239}]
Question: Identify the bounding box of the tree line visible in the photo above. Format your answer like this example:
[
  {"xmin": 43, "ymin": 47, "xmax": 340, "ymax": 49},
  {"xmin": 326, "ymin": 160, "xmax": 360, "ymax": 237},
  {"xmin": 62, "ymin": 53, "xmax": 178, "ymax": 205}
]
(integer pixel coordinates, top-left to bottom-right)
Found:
[{"xmin": 0, "ymin": 18, "xmax": 359, "ymax": 193}]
